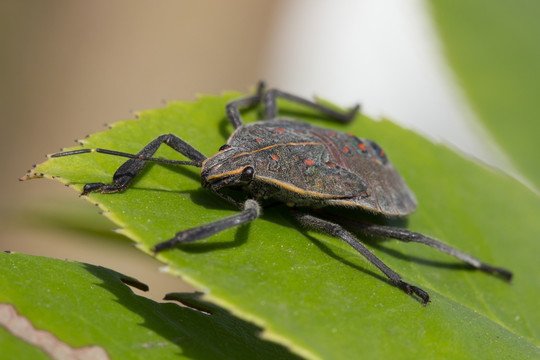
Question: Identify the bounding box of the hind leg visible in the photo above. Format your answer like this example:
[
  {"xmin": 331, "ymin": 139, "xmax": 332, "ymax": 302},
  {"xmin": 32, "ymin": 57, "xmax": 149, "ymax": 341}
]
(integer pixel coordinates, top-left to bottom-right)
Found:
[{"xmin": 291, "ymin": 209, "xmax": 430, "ymax": 304}]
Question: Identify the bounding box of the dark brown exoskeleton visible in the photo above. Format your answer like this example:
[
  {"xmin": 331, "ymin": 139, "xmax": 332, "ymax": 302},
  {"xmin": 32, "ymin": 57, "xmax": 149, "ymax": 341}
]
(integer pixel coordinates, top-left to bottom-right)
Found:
[{"xmin": 52, "ymin": 83, "xmax": 512, "ymax": 304}]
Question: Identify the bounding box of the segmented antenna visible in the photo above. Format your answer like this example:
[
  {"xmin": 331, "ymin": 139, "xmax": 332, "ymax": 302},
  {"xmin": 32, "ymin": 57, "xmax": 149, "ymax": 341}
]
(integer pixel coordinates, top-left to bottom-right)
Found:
[{"xmin": 51, "ymin": 148, "xmax": 202, "ymax": 167}]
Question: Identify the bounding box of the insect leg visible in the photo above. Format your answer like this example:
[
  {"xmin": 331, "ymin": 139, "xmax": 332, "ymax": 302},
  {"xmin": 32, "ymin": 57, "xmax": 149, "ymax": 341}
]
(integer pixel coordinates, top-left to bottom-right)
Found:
[
  {"xmin": 262, "ymin": 88, "xmax": 360, "ymax": 123},
  {"xmin": 55, "ymin": 134, "xmax": 207, "ymax": 195},
  {"xmin": 346, "ymin": 222, "xmax": 513, "ymax": 281},
  {"xmin": 225, "ymin": 82, "xmax": 266, "ymax": 129},
  {"xmin": 291, "ymin": 210, "xmax": 430, "ymax": 304},
  {"xmin": 153, "ymin": 199, "xmax": 261, "ymax": 252}
]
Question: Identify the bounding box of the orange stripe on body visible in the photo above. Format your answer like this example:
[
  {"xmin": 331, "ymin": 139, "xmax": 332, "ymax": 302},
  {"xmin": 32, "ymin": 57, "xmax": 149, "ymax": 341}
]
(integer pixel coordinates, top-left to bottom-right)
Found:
[{"xmin": 231, "ymin": 142, "xmax": 323, "ymax": 159}]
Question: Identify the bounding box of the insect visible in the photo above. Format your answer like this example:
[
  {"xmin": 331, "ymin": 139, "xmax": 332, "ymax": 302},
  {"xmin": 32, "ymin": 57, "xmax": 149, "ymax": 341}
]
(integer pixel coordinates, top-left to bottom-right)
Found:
[{"xmin": 52, "ymin": 83, "xmax": 512, "ymax": 304}]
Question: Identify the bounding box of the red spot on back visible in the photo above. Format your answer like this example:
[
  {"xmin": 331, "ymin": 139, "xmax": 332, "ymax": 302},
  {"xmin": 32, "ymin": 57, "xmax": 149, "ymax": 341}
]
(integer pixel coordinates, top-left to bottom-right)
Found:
[
  {"xmin": 343, "ymin": 146, "xmax": 350, "ymax": 153},
  {"xmin": 304, "ymin": 159, "xmax": 315, "ymax": 166},
  {"xmin": 271, "ymin": 154, "xmax": 279, "ymax": 161},
  {"xmin": 347, "ymin": 133, "xmax": 355, "ymax": 137},
  {"xmin": 255, "ymin": 138, "xmax": 262, "ymax": 142},
  {"xmin": 275, "ymin": 128, "xmax": 285, "ymax": 133},
  {"xmin": 358, "ymin": 143, "xmax": 366, "ymax": 152},
  {"xmin": 329, "ymin": 132, "xmax": 335, "ymax": 137}
]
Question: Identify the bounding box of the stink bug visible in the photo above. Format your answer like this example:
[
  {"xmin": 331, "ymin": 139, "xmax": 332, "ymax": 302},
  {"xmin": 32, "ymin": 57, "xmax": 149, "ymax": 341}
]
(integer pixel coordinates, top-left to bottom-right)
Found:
[{"xmin": 52, "ymin": 83, "xmax": 512, "ymax": 304}]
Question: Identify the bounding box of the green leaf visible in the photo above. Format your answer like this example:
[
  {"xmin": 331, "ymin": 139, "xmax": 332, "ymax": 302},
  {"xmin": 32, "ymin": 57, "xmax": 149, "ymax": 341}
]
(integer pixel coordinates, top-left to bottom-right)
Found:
[
  {"xmin": 428, "ymin": 0, "xmax": 540, "ymax": 189},
  {"xmin": 0, "ymin": 252, "xmax": 300, "ymax": 360},
  {"xmin": 0, "ymin": 326, "xmax": 51, "ymax": 360},
  {"xmin": 25, "ymin": 93, "xmax": 540, "ymax": 359}
]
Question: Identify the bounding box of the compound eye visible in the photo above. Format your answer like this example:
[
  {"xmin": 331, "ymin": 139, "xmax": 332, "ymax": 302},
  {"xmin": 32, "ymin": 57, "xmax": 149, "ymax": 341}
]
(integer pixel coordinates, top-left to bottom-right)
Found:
[
  {"xmin": 240, "ymin": 166, "xmax": 255, "ymax": 182},
  {"xmin": 219, "ymin": 144, "xmax": 231, "ymax": 151}
]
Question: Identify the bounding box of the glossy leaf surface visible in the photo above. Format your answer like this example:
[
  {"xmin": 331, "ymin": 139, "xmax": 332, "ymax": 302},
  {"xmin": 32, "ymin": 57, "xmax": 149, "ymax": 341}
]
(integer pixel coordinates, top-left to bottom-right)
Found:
[{"xmin": 26, "ymin": 93, "xmax": 540, "ymax": 359}]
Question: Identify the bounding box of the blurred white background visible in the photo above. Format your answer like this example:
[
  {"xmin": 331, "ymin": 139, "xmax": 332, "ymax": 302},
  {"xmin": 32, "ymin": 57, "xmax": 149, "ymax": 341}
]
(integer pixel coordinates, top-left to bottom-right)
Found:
[{"xmin": 264, "ymin": 0, "xmax": 510, "ymax": 169}]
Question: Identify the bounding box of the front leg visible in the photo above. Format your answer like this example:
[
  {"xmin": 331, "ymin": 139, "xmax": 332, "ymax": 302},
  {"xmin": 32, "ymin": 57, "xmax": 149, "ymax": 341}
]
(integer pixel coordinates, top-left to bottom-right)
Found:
[
  {"xmin": 262, "ymin": 88, "xmax": 360, "ymax": 122},
  {"xmin": 77, "ymin": 134, "xmax": 206, "ymax": 195},
  {"xmin": 225, "ymin": 82, "xmax": 360, "ymax": 128},
  {"xmin": 153, "ymin": 199, "xmax": 261, "ymax": 252}
]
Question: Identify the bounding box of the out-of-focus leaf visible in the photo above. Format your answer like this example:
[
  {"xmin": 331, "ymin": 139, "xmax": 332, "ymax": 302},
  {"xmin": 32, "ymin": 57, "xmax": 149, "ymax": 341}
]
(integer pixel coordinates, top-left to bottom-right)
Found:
[
  {"xmin": 0, "ymin": 252, "xmax": 300, "ymax": 360},
  {"xmin": 429, "ymin": 0, "xmax": 540, "ymax": 189}
]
